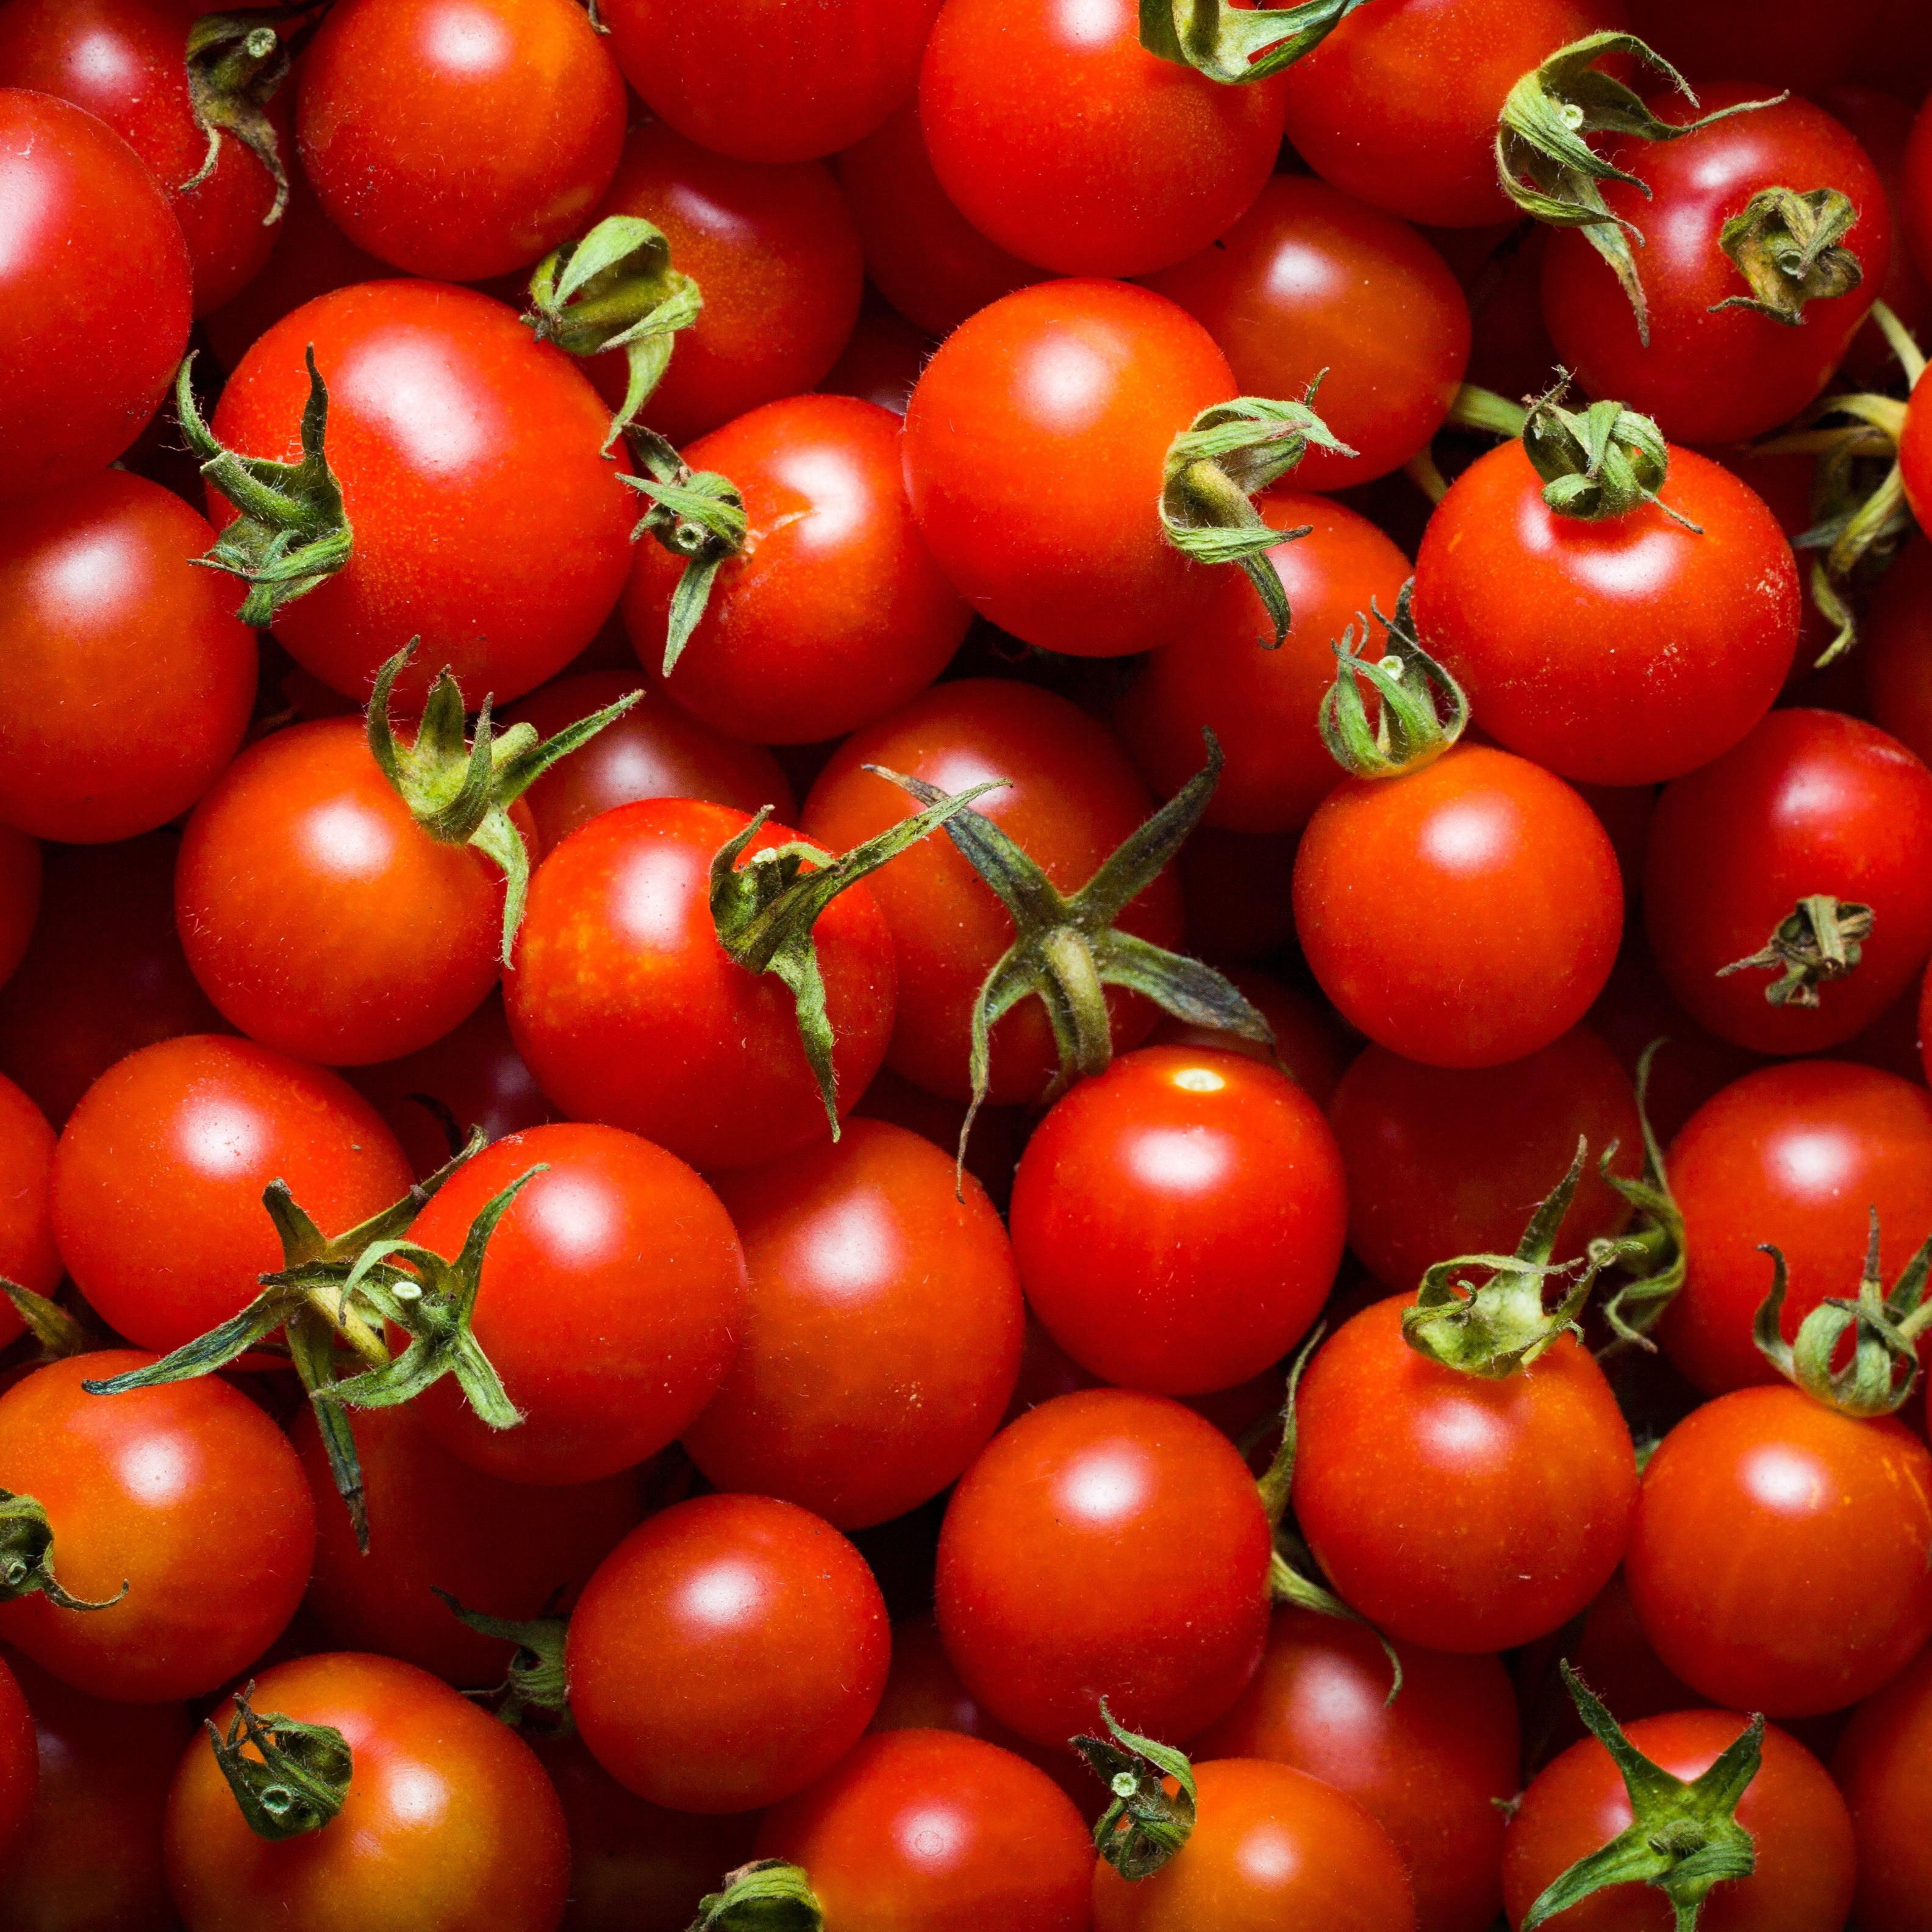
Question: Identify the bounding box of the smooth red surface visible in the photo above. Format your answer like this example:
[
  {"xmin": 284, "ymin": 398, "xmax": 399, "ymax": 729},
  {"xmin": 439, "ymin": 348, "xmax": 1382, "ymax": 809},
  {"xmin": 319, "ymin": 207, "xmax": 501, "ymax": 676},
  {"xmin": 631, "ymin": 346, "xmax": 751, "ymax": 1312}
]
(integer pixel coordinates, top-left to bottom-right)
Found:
[
  {"xmin": 0, "ymin": 1075, "xmax": 59, "ymax": 1351},
  {"xmin": 1834, "ymin": 1642, "xmax": 1932, "ymax": 1932},
  {"xmin": 1866, "ymin": 538, "xmax": 1932, "ymax": 768}
]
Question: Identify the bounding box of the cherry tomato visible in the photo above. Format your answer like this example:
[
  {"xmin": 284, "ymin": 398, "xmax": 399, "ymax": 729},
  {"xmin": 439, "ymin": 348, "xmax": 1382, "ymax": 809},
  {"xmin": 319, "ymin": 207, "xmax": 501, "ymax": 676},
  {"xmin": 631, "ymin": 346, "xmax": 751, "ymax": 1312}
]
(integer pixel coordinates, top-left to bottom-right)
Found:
[
  {"xmin": 1864, "ymin": 538, "xmax": 1932, "ymax": 770},
  {"xmin": 568, "ymin": 1492, "xmax": 890, "ymax": 1813},
  {"xmin": 1644, "ymin": 709, "xmax": 1932, "ymax": 1055},
  {"xmin": 901, "ymin": 280, "xmax": 1236, "ymax": 657},
  {"xmin": 1626, "ymin": 1386, "xmax": 1932, "ymax": 1715},
  {"xmin": 1293, "ymin": 745, "xmax": 1624, "ymax": 1069},
  {"xmin": 0, "ymin": 1649, "xmax": 28, "ymax": 1866},
  {"xmin": 802, "ymin": 679, "xmax": 1184, "ymax": 1103},
  {"xmin": 209, "ymin": 280, "xmax": 637, "ymax": 708},
  {"xmin": 1114, "ymin": 490, "xmax": 1412, "ymax": 833},
  {"xmin": 0, "ymin": 1074, "xmax": 59, "ymax": 1353},
  {"xmin": 1631, "ymin": 0, "xmax": 1881, "ymax": 89},
  {"xmin": 165, "ymin": 1652, "xmax": 570, "ymax": 1932},
  {"xmin": 1504, "ymin": 1708, "xmax": 1855, "ymax": 1932},
  {"xmin": 585, "ymin": 121, "xmax": 864, "ymax": 448},
  {"xmin": 1908, "ymin": 85, "xmax": 1932, "ymax": 283},
  {"xmin": 1541, "ymin": 91, "xmax": 1891, "ymax": 445},
  {"xmin": 1294, "ymin": 1295, "xmax": 1639, "ymax": 1651},
  {"xmin": 506, "ymin": 797, "xmax": 897, "ymax": 1170},
  {"xmin": 936, "ymin": 1388, "xmax": 1272, "ymax": 1748},
  {"xmin": 1413, "ymin": 442, "xmax": 1798, "ymax": 784},
  {"xmin": 50, "ymin": 1034, "xmax": 413, "ymax": 1356},
  {"xmin": 1833, "ymin": 1641, "xmax": 1932, "ymax": 1932},
  {"xmin": 626, "ymin": 396, "xmax": 969, "ymax": 745},
  {"xmin": 1898, "ymin": 363, "xmax": 1932, "ymax": 533},
  {"xmin": 0, "ymin": 88, "xmax": 191, "ymax": 501},
  {"xmin": 1146, "ymin": 969, "xmax": 1353, "ymax": 1108},
  {"xmin": 1093, "ymin": 1756, "xmax": 1417, "ymax": 1932},
  {"xmin": 0, "ymin": 1352, "xmax": 313, "ymax": 1702}
]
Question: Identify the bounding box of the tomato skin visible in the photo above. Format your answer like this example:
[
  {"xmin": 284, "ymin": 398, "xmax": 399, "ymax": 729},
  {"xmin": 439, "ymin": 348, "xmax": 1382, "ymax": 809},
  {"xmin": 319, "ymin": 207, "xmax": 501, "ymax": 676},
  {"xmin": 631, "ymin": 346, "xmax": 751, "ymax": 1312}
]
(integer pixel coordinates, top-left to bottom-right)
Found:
[
  {"xmin": 1294, "ymin": 1297, "xmax": 1638, "ymax": 1652},
  {"xmin": 568, "ymin": 1493, "xmax": 891, "ymax": 1814},
  {"xmin": 1147, "ymin": 969, "xmax": 1352, "ymax": 1107},
  {"xmin": 1114, "ymin": 490, "xmax": 1412, "ymax": 834},
  {"xmin": 901, "ymin": 280, "xmax": 1237, "ymax": 657},
  {"xmin": 1541, "ymin": 90, "xmax": 1891, "ymax": 446},
  {"xmin": 1008, "ymin": 1046, "xmax": 1346, "ymax": 1394},
  {"xmin": 0, "ymin": 88, "xmax": 191, "ymax": 502},
  {"xmin": 1093, "ymin": 1756, "xmax": 1417, "ymax": 1932},
  {"xmin": 0, "ymin": 1353, "xmax": 313, "ymax": 1703},
  {"xmin": 1627, "ymin": 1386, "xmax": 1932, "ymax": 1716},
  {"xmin": 936, "ymin": 1388, "xmax": 1273, "ymax": 1748},
  {"xmin": 1644, "ymin": 709, "xmax": 1932, "ymax": 1055},
  {"xmin": 1864, "ymin": 538, "xmax": 1932, "ymax": 769},
  {"xmin": 626, "ymin": 396, "xmax": 969, "ymax": 746},
  {"xmin": 819, "ymin": 311, "xmax": 931, "ymax": 417},
  {"xmin": 0, "ymin": 1650, "xmax": 29, "ymax": 1866},
  {"xmin": 1503, "ymin": 1709, "xmax": 1855, "ymax": 1932},
  {"xmin": 0, "ymin": 1075, "xmax": 59, "ymax": 1353},
  {"xmin": 1833, "ymin": 1643, "xmax": 1932, "ymax": 1932},
  {"xmin": 506, "ymin": 797, "xmax": 897, "ymax": 1170},
  {"xmin": 1293, "ymin": 745, "xmax": 1624, "ymax": 1070},
  {"xmin": 50, "ymin": 1034, "xmax": 414, "ymax": 1356},
  {"xmin": 1908, "ymin": 87, "xmax": 1932, "ymax": 284},
  {"xmin": 209, "ymin": 281, "xmax": 637, "ymax": 709},
  {"xmin": 1412, "ymin": 442, "xmax": 1798, "ymax": 785},
  {"xmin": 166, "ymin": 1652, "xmax": 570, "ymax": 1932},
  {"xmin": 1900, "ymin": 372, "xmax": 1932, "ymax": 533}
]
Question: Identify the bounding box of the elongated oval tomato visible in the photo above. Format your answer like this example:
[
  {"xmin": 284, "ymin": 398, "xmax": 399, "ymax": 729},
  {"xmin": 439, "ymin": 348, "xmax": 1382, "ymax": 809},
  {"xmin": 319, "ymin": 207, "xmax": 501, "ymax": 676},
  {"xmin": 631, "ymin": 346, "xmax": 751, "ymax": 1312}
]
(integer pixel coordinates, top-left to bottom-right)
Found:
[
  {"xmin": 1833, "ymin": 1644, "xmax": 1932, "ymax": 1932},
  {"xmin": 0, "ymin": 1073, "xmax": 59, "ymax": 1352}
]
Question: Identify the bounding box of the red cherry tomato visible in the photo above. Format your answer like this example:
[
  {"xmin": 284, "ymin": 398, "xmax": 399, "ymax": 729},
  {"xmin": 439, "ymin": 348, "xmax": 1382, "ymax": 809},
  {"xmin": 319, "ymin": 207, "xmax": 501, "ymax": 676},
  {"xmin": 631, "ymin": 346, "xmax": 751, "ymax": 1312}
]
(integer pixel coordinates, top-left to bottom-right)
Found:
[
  {"xmin": 0, "ymin": 1646, "xmax": 27, "ymax": 1867},
  {"xmin": 1833, "ymin": 1642, "xmax": 1932, "ymax": 1932},
  {"xmin": 1626, "ymin": 1386, "xmax": 1932, "ymax": 1716},
  {"xmin": 1899, "ymin": 366, "xmax": 1932, "ymax": 533},
  {"xmin": 0, "ymin": 88, "xmax": 191, "ymax": 501},
  {"xmin": 802, "ymin": 679, "xmax": 1184, "ymax": 1103},
  {"xmin": 1293, "ymin": 1295, "xmax": 1639, "ymax": 1651},
  {"xmin": 1009, "ymin": 1046, "xmax": 1346, "ymax": 1394},
  {"xmin": 1146, "ymin": 969, "xmax": 1353, "ymax": 1108},
  {"xmin": 1114, "ymin": 490, "xmax": 1412, "ymax": 833},
  {"xmin": 165, "ymin": 1652, "xmax": 570, "ymax": 1932},
  {"xmin": 568, "ymin": 1492, "xmax": 890, "ymax": 1813},
  {"xmin": 0, "ymin": 1352, "xmax": 313, "ymax": 1702},
  {"xmin": 209, "ymin": 281, "xmax": 637, "ymax": 707},
  {"xmin": 50, "ymin": 1034, "xmax": 413, "ymax": 1356},
  {"xmin": 901, "ymin": 280, "xmax": 1236, "ymax": 657},
  {"xmin": 1413, "ymin": 442, "xmax": 1798, "ymax": 784},
  {"xmin": 1541, "ymin": 91, "xmax": 1891, "ymax": 445},
  {"xmin": 1293, "ymin": 745, "xmax": 1624, "ymax": 1069},
  {"xmin": 1630, "ymin": 0, "xmax": 1881, "ymax": 90},
  {"xmin": 1503, "ymin": 1708, "xmax": 1855, "ymax": 1932},
  {"xmin": 936, "ymin": 1388, "xmax": 1272, "ymax": 1748},
  {"xmin": 1864, "ymin": 538, "xmax": 1932, "ymax": 769},
  {"xmin": 0, "ymin": 1074, "xmax": 59, "ymax": 1352}
]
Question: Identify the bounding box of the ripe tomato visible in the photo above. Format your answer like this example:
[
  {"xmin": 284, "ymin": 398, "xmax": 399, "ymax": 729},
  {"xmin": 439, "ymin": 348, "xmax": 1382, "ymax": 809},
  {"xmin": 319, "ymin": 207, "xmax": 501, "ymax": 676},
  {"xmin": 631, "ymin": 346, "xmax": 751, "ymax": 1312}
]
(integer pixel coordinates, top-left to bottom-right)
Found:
[
  {"xmin": 0, "ymin": 1352, "xmax": 313, "ymax": 1702},
  {"xmin": 900, "ymin": 280, "xmax": 1236, "ymax": 657},
  {"xmin": 1899, "ymin": 367, "xmax": 1932, "ymax": 534},
  {"xmin": 1008, "ymin": 1046, "xmax": 1346, "ymax": 1394},
  {"xmin": 1293, "ymin": 745, "xmax": 1624, "ymax": 1069},
  {"xmin": 0, "ymin": 88, "xmax": 190, "ymax": 501},
  {"xmin": 0, "ymin": 1074, "xmax": 59, "ymax": 1351},
  {"xmin": 1626, "ymin": 1386, "xmax": 1932, "ymax": 1716},
  {"xmin": 1503, "ymin": 1709, "xmax": 1856, "ymax": 1932},
  {"xmin": 1412, "ymin": 441, "xmax": 1798, "ymax": 785},
  {"xmin": 936, "ymin": 1389, "xmax": 1272, "ymax": 1748},
  {"xmin": 568, "ymin": 1493, "xmax": 890, "ymax": 1813},
  {"xmin": 801, "ymin": 680, "xmax": 1183, "ymax": 1104},
  {"xmin": 1293, "ymin": 1296, "xmax": 1638, "ymax": 1651},
  {"xmin": 50, "ymin": 1034, "xmax": 413, "ymax": 1356},
  {"xmin": 1864, "ymin": 538, "xmax": 1932, "ymax": 770},
  {"xmin": 756, "ymin": 1729, "xmax": 1093, "ymax": 1931},
  {"xmin": 298, "ymin": 0, "xmax": 624, "ymax": 281},
  {"xmin": 165, "ymin": 1653, "xmax": 570, "ymax": 1932},
  {"xmin": 208, "ymin": 280, "xmax": 637, "ymax": 707},
  {"xmin": 626, "ymin": 395, "xmax": 969, "ymax": 745},
  {"xmin": 1540, "ymin": 91, "xmax": 1891, "ymax": 445},
  {"xmin": 1644, "ymin": 709, "xmax": 1932, "ymax": 1055},
  {"xmin": 0, "ymin": 1649, "xmax": 27, "ymax": 1865},
  {"xmin": 1146, "ymin": 969, "xmax": 1353, "ymax": 1107},
  {"xmin": 1114, "ymin": 490, "xmax": 1411, "ymax": 834},
  {"xmin": 1833, "ymin": 1642, "xmax": 1932, "ymax": 1932}
]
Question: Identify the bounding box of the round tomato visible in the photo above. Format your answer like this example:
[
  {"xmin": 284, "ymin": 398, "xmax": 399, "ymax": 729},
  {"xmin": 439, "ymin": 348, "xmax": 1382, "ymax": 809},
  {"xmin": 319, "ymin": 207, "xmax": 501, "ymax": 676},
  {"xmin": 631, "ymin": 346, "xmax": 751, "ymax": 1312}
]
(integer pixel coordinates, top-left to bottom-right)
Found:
[
  {"xmin": 0, "ymin": 1073, "xmax": 59, "ymax": 1350},
  {"xmin": 1864, "ymin": 538, "xmax": 1932, "ymax": 770},
  {"xmin": 1833, "ymin": 1641, "xmax": 1932, "ymax": 1932},
  {"xmin": 1146, "ymin": 969, "xmax": 1353, "ymax": 1107},
  {"xmin": 1899, "ymin": 367, "xmax": 1932, "ymax": 534}
]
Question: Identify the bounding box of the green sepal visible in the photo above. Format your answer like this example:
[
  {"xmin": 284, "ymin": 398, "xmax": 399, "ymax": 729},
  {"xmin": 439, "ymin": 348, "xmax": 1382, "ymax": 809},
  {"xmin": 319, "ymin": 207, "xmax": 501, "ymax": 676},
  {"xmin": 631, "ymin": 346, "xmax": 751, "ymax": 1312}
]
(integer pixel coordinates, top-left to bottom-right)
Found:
[
  {"xmin": 1319, "ymin": 579, "xmax": 1469, "ymax": 780},
  {"xmin": 206, "ymin": 1687, "xmax": 352, "ymax": 1841},
  {"xmin": 182, "ymin": 7, "xmax": 297, "ymax": 220},
  {"xmin": 176, "ymin": 348, "xmax": 353, "ymax": 627},
  {"xmin": 622, "ymin": 429, "xmax": 748, "ymax": 676},
  {"xmin": 1522, "ymin": 1663, "xmax": 1762, "ymax": 1931},
  {"xmin": 1137, "ymin": 0, "xmax": 1373, "ymax": 83},
  {"xmin": 1523, "ymin": 385, "xmax": 1702, "ymax": 528},
  {"xmin": 0, "ymin": 1276, "xmax": 92, "ymax": 1360},
  {"xmin": 431, "ymin": 1587, "xmax": 573, "ymax": 1731},
  {"xmin": 1711, "ymin": 187, "xmax": 1864, "ymax": 326},
  {"xmin": 1594, "ymin": 1042, "xmax": 1688, "ymax": 1354},
  {"xmin": 1159, "ymin": 387, "xmax": 1355, "ymax": 646},
  {"xmin": 689, "ymin": 1861, "xmax": 825, "ymax": 1931},
  {"xmin": 1717, "ymin": 893, "xmax": 1873, "ymax": 1009},
  {"xmin": 0, "ymin": 1489, "xmax": 127, "ymax": 1612},
  {"xmin": 1074, "ymin": 1698, "xmax": 1198, "ymax": 1882},
  {"xmin": 526, "ymin": 216, "xmax": 704, "ymax": 453}
]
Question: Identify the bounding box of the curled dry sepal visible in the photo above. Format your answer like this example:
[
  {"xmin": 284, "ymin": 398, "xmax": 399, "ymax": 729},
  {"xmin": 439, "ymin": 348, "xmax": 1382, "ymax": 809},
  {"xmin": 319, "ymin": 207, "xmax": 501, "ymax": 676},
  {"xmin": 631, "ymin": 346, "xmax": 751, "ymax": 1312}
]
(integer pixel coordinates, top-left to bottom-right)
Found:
[
  {"xmin": 0, "ymin": 1274, "xmax": 95, "ymax": 1362},
  {"xmin": 1074, "ymin": 1700, "xmax": 1199, "ymax": 1882},
  {"xmin": 1523, "ymin": 385, "xmax": 1701, "ymax": 529},
  {"xmin": 0, "ymin": 1488, "xmax": 126, "ymax": 1614},
  {"xmin": 432, "ymin": 1589, "xmax": 573, "ymax": 1733},
  {"xmin": 207, "ymin": 1687, "xmax": 353, "ymax": 1842},
  {"xmin": 1319, "ymin": 579, "xmax": 1469, "ymax": 781},
  {"xmin": 1137, "ymin": 0, "xmax": 1373, "ymax": 84},
  {"xmin": 1754, "ymin": 1209, "xmax": 1932, "ymax": 1419},
  {"xmin": 1495, "ymin": 33, "xmax": 1780, "ymax": 345},
  {"xmin": 1522, "ymin": 1664, "xmax": 1763, "ymax": 1931},
  {"xmin": 687, "ymin": 1861, "xmax": 825, "ymax": 1932},
  {"xmin": 1717, "ymin": 893, "xmax": 1874, "ymax": 1011},
  {"xmin": 1592, "ymin": 1042, "xmax": 1689, "ymax": 1356},
  {"xmin": 623, "ymin": 428, "xmax": 748, "ymax": 676},
  {"xmin": 1713, "ymin": 187, "xmax": 1865, "ymax": 326},
  {"xmin": 182, "ymin": 5, "xmax": 308, "ymax": 222}
]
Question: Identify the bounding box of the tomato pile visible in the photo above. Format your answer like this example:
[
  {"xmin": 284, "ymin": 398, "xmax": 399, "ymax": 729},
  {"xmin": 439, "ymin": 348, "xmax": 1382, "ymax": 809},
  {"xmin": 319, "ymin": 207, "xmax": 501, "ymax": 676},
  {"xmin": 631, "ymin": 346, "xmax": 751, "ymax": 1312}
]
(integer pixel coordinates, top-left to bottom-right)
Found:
[{"xmin": 5, "ymin": 0, "xmax": 1932, "ymax": 1927}]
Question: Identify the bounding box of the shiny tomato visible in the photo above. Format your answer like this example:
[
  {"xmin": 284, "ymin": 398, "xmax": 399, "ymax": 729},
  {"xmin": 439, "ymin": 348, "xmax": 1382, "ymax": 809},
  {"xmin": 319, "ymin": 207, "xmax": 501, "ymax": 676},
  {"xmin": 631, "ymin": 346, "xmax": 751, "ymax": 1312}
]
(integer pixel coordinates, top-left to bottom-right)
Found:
[
  {"xmin": 50, "ymin": 1034, "xmax": 413, "ymax": 1356},
  {"xmin": 1864, "ymin": 538, "xmax": 1932, "ymax": 770},
  {"xmin": 567, "ymin": 1493, "xmax": 890, "ymax": 1813},
  {"xmin": 0, "ymin": 88, "xmax": 191, "ymax": 501},
  {"xmin": 1413, "ymin": 441, "xmax": 1798, "ymax": 784},
  {"xmin": 1293, "ymin": 1296, "xmax": 1639, "ymax": 1651},
  {"xmin": 901, "ymin": 280, "xmax": 1236, "ymax": 656},
  {"xmin": 0, "ymin": 1647, "xmax": 27, "ymax": 1866},
  {"xmin": 0, "ymin": 1074, "xmax": 59, "ymax": 1351},
  {"xmin": 165, "ymin": 1652, "xmax": 570, "ymax": 1932},
  {"xmin": 1293, "ymin": 745, "xmax": 1624, "ymax": 1069},
  {"xmin": 1833, "ymin": 1642, "xmax": 1932, "ymax": 1932},
  {"xmin": 0, "ymin": 1352, "xmax": 313, "ymax": 1702},
  {"xmin": 935, "ymin": 1389, "xmax": 1272, "ymax": 1748},
  {"xmin": 1145, "ymin": 969, "xmax": 1353, "ymax": 1108},
  {"xmin": 1008, "ymin": 1046, "xmax": 1346, "ymax": 1394}
]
